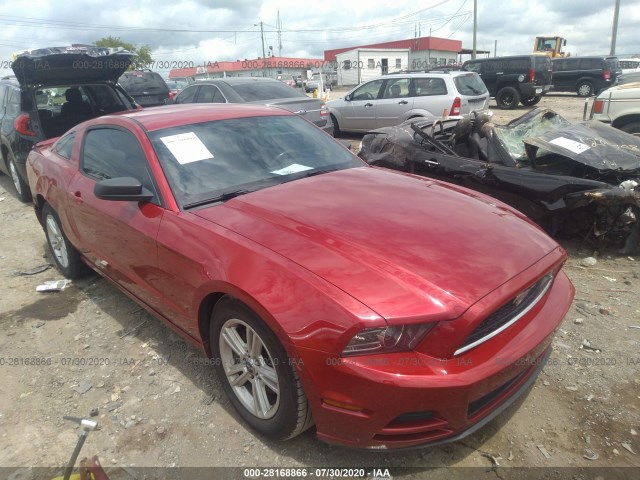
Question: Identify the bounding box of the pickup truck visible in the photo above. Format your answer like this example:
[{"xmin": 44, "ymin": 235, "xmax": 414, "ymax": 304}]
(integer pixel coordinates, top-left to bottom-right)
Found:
[{"xmin": 584, "ymin": 82, "xmax": 640, "ymax": 135}]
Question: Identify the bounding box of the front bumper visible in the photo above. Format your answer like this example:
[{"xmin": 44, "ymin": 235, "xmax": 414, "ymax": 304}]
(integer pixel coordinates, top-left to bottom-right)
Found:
[{"xmin": 298, "ymin": 271, "xmax": 573, "ymax": 449}]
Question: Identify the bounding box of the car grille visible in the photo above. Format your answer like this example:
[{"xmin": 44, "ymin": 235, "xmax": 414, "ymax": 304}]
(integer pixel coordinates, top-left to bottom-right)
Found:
[{"xmin": 455, "ymin": 273, "xmax": 554, "ymax": 356}]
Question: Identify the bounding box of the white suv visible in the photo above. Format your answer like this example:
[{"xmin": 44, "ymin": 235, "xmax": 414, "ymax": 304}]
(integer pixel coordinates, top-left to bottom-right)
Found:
[
  {"xmin": 328, "ymin": 70, "xmax": 490, "ymax": 135},
  {"xmin": 584, "ymin": 82, "xmax": 640, "ymax": 135}
]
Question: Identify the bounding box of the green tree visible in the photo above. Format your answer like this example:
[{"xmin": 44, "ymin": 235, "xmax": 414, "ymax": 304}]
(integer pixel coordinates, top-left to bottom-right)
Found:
[{"xmin": 95, "ymin": 36, "xmax": 153, "ymax": 70}]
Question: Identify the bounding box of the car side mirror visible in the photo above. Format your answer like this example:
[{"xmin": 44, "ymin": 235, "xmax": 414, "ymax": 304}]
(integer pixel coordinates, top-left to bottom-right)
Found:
[
  {"xmin": 94, "ymin": 177, "xmax": 154, "ymax": 202},
  {"xmin": 344, "ymin": 94, "xmax": 352, "ymax": 101}
]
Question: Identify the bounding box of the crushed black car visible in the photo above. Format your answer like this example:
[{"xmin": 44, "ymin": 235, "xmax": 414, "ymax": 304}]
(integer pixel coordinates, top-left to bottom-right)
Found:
[{"xmin": 359, "ymin": 108, "xmax": 640, "ymax": 253}]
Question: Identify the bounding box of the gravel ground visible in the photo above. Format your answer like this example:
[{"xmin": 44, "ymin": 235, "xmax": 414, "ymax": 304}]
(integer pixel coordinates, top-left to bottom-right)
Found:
[{"xmin": 0, "ymin": 94, "xmax": 639, "ymax": 480}]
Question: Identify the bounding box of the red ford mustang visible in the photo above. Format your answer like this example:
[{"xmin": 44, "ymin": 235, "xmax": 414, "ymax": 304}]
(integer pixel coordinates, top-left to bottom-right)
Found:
[{"xmin": 26, "ymin": 104, "xmax": 574, "ymax": 449}]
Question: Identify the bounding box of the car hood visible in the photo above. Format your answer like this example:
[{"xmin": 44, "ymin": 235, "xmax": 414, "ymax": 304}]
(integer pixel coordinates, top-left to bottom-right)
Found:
[
  {"xmin": 12, "ymin": 46, "xmax": 133, "ymax": 87},
  {"xmin": 193, "ymin": 167, "xmax": 560, "ymax": 323},
  {"xmin": 524, "ymin": 120, "xmax": 640, "ymax": 172}
]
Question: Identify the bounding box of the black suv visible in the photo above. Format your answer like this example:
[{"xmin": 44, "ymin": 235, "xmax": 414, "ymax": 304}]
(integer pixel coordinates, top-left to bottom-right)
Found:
[
  {"xmin": 0, "ymin": 46, "xmax": 137, "ymax": 201},
  {"xmin": 551, "ymin": 56, "xmax": 620, "ymax": 96},
  {"xmin": 118, "ymin": 70, "xmax": 170, "ymax": 107},
  {"xmin": 462, "ymin": 55, "xmax": 553, "ymax": 109}
]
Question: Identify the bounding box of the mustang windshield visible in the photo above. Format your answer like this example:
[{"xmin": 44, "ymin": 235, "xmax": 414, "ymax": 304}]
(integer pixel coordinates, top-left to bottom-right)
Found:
[{"xmin": 149, "ymin": 115, "xmax": 363, "ymax": 208}]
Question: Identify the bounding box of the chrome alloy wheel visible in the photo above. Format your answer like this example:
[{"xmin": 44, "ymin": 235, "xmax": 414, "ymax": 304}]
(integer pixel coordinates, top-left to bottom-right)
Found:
[
  {"xmin": 45, "ymin": 214, "xmax": 69, "ymax": 269},
  {"xmin": 219, "ymin": 318, "xmax": 280, "ymax": 419}
]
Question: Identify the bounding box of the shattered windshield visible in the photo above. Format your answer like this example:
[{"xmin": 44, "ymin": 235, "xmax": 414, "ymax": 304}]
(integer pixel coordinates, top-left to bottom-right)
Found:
[{"xmin": 494, "ymin": 111, "xmax": 571, "ymax": 162}]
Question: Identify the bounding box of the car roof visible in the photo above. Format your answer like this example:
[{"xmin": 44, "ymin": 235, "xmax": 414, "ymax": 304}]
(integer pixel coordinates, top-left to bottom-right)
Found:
[
  {"xmin": 114, "ymin": 103, "xmax": 293, "ymax": 132},
  {"xmin": 194, "ymin": 77, "xmax": 280, "ymax": 85}
]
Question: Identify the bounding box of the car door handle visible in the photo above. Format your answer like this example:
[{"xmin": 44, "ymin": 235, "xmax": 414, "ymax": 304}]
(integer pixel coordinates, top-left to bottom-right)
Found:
[
  {"xmin": 398, "ymin": 100, "xmax": 408, "ymax": 105},
  {"xmin": 364, "ymin": 103, "xmax": 373, "ymax": 107},
  {"xmin": 73, "ymin": 191, "xmax": 84, "ymax": 204}
]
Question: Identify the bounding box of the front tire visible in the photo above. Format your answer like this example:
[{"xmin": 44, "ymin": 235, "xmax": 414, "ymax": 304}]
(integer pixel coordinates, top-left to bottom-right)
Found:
[
  {"xmin": 495, "ymin": 86, "xmax": 521, "ymax": 110},
  {"xmin": 42, "ymin": 204, "xmax": 89, "ymax": 278},
  {"xmin": 330, "ymin": 114, "xmax": 341, "ymax": 137},
  {"xmin": 521, "ymin": 95, "xmax": 541, "ymax": 107},
  {"xmin": 7, "ymin": 155, "xmax": 32, "ymax": 202},
  {"xmin": 576, "ymin": 81, "xmax": 594, "ymax": 97},
  {"xmin": 210, "ymin": 298, "xmax": 313, "ymax": 440}
]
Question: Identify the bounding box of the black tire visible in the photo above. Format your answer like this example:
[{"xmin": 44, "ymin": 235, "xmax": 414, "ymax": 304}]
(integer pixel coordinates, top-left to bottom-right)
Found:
[
  {"xmin": 495, "ymin": 86, "xmax": 521, "ymax": 110},
  {"xmin": 330, "ymin": 114, "xmax": 341, "ymax": 137},
  {"xmin": 576, "ymin": 81, "xmax": 594, "ymax": 97},
  {"xmin": 42, "ymin": 204, "xmax": 90, "ymax": 279},
  {"xmin": 210, "ymin": 297, "xmax": 313, "ymax": 440},
  {"xmin": 7, "ymin": 154, "xmax": 32, "ymax": 203},
  {"xmin": 619, "ymin": 121, "xmax": 640, "ymax": 136},
  {"xmin": 520, "ymin": 95, "xmax": 541, "ymax": 107}
]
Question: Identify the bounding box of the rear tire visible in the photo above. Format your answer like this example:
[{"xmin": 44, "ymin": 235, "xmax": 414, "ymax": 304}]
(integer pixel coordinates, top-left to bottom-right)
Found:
[
  {"xmin": 495, "ymin": 87, "xmax": 521, "ymax": 110},
  {"xmin": 576, "ymin": 81, "xmax": 594, "ymax": 97},
  {"xmin": 210, "ymin": 297, "xmax": 313, "ymax": 440},
  {"xmin": 42, "ymin": 204, "xmax": 90, "ymax": 279},
  {"xmin": 619, "ymin": 121, "xmax": 640, "ymax": 136},
  {"xmin": 520, "ymin": 95, "xmax": 541, "ymax": 107},
  {"xmin": 7, "ymin": 155, "xmax": 32, "ymax": 203}
]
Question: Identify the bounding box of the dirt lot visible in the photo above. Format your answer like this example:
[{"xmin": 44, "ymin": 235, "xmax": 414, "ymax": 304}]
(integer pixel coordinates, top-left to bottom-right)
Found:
[{"xmin": 0, "ymin": 94, "xmax": 639, "ymax": 479}]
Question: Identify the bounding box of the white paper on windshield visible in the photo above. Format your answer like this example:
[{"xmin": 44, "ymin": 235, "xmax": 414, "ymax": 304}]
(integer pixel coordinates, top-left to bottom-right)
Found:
[
  {"xmin": 549, "ymin": 137, "xmax": 590, "ymax": 155},
  {"xmin": 160, "ymin": 132, "xmax": 214, "ymax": 165},
  {"xmin": 270, "ymin": 163, "xmax": 313, "ymax": 175}
]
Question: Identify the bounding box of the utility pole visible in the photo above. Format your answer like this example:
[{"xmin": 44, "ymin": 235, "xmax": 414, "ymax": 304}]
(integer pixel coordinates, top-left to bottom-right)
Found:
[
  {"xmin": 277, "ymin": 10, "xmax": 282, "ymax": 57},
  {"xmin": 260, "ymin": 21, "xmax": 267, "ymax": 76},
  {"xmin": 472, "ymin": 0, "xmax": 477, "ymax": 59},
  {"xmin": 610, "ymin": 0, "xmax": 620, "ymax": 55},
  {"xmin": 494, "ymin": 39, "xmax": 497, "ymax": 57}
]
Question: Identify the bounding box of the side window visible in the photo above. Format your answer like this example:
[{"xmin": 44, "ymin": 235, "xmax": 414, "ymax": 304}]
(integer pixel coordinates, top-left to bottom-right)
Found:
[
  {"xmin": 174, "ymin": 86, "xmax": 198, "ymax": 104},
  {"xmin": 351, "ymin": 79, "xmax": 384, "ymax": 100},
  {"xmin": 0, "ymin": 84, "xmax": 7, "ymax": 109},
  {"xmin": 413, "ymin": 78, "xmax": 447, "ymax": 96},
  {"xmin": 6, "ymin": 87, "xmax": 21, "ymax": 116},
  {"xmin": 197, "ymin": 85, "xmax": 226, "ymax": 103},
  {"xmin": 55, "ymin": 131, "xmax": 75, "ymax": 159},
  {"xmin": 383, "ymin": 78, "xmax": 410, "ymax": 98},
  {"xmin": 464, "ymin": 62, "xmax": 481, "ymax": 73},
  {"xmin": 81, "ymin": 128, "xmax": 160, "ymax": 204}
]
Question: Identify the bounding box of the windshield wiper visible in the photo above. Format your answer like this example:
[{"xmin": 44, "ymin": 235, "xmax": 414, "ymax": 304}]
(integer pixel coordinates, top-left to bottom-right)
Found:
[
  {"xmin": 302, "ymin": 168, "xmax": 339, "ymax": 178},
  {"xmin": 183, "ymin": 189, "xmax": 251, "ymax": 209}
]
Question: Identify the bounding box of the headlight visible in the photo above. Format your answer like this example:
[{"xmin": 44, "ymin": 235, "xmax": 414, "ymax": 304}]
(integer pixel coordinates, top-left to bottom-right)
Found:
[{"xmin": 342, "ymin": 323, "xmax": 436, "ymax": 357}]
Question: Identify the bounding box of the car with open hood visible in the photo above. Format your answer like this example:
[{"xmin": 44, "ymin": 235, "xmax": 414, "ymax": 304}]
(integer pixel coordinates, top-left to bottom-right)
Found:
[
  {"xmin": 359, "ymin": 108, "xmax": 640, "ymax": 254},
  {"xmin": 0, "ymin": 45, "xmax": 137, "ymax": 201},
  {"xmin": 27, "ymin": 103, "xmax": 573, "ymax": 449}
]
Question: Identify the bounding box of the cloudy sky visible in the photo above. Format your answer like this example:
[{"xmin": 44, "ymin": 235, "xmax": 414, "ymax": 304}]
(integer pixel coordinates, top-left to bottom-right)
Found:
[{"xmin": 1, "ymin": 0, "xmax": 639, "ymax": 77}]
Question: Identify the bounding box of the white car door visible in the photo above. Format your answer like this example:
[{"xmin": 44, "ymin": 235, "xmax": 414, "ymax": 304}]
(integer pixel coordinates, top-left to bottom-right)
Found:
[
  {"xmin": 375, "ymin": 77, "xmax": 413, "ymax": 128},
  {"xmin": 339, "ymin": 79, "xmax": 384, "ymax": 131}
]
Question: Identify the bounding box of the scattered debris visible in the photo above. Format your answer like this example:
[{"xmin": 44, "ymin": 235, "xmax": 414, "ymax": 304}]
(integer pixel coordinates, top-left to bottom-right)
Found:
[
  {"xmin": 508, "ymin": 450, "xmax": 514, "ymax": 461},
  {"xmin": 629, "ymin": 326, "xmax": 640, "ymax": 330},
  {"xmin": 201, "ymin": 394, "xmax": 216, "ymax": 405},
  {"xmin": 574, "ymin": 318, "xmax": 585, "ymax": 325},
  {"xmin": 631, "ymin": 429, "xmax": 638, "ymax": 436},
  {"xmin": 119, "ymin": 320, "xmax": 147, "ymax": 339},
  {"xmin": 542, "ymin": 380, "xmax": 550, "ymax": 386},
  {"xmin": 621, "ymin": 442, "xmax": 636, "ymax": 454},
  {"xmin": 36, "ymin": 279, "xmax": 71, "ymax": 292},
  {"xmin": 602, "ymin": 276, "xmax": 617, "ymax": 282},
  {"xmin": 583, "ymin": 449, "xmax": 599, "ymax": 460},
  {"xmin": 13, "ymin": 264, "xmax": 51, "ymax": 276},
  {"xmin": 72, "ymin": 379, "xmax": 93, "ymax": 395},
  {"xmin": 585, "ymin": 394, "xmax": 595, "ymax": 401},
  {"xmin": 89, "ymin": 408, "xmax": 99, "ymax": 417},
  {"xmin": 105, "ymin": 401, "xmax": 123, "ymax": 412},
  {"xmin": 613, "ymin": 448, "xmax": 620, "ymax": 456},
  {"xmin": 565, "ymin": 385, "xmax": 579, "ymax": 392},
  {"xmin": 537, "ymin": 444, "xmax": 551, "ymax": 459},
  {"xmin": 580, "ymin": 339, "xmax": 602, "ymax": 353},
  {"xmin": 31, "ymin": 321, "xmax": 45, "ymax": 329},
  {"xmin": 581, "ymin": 257, "xmax": 598, "ymax": 267}
]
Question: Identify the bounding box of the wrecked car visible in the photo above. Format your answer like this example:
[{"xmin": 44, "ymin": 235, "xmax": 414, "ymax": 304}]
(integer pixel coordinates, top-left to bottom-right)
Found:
[{"xmin": 359, "ymin": 108, "xmax": 640, "ymax": 253}]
